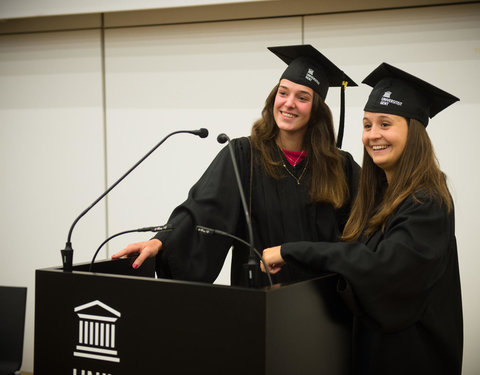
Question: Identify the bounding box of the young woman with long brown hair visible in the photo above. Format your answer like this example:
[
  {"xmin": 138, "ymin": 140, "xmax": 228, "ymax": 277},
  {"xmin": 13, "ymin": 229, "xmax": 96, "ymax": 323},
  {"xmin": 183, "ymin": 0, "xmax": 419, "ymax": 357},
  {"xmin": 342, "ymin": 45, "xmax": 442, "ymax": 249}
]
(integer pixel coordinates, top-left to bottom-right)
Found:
[
  {"xmin": 261, "ymin": 63, "xmax": 463, "ymax": 374},
  {"xmin": 112, "ymin": 45, "xmax": 360, "ymax": 287}
]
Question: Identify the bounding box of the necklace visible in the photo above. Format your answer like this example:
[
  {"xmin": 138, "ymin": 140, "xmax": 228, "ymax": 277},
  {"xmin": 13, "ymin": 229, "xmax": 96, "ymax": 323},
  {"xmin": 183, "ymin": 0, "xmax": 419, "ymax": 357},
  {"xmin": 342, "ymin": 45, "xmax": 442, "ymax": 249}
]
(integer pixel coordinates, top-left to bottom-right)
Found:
[
  {"xmin": 281, "ymin": 159, "xmax": 308, "ymax": 184},
  {"xmin": 277, "ymin": 146, "xmax": 308, "ymax": 184},
  {"xmin": 283, "ymin": 149, "xmax": 305, "ymax": 167},
  {"xmin": 276, "ymin": 142, "xmax": 308, "ymax": 184}
]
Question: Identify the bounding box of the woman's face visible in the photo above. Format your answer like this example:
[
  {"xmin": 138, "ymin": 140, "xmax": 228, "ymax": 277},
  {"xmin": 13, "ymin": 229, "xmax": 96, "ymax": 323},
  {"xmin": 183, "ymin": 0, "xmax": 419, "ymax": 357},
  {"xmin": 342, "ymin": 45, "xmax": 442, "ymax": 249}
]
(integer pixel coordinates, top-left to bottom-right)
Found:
[
  {"xmin": 273, "ymin": 79, "xmax": 313, "ymax": 137},
  {"xmin": 362, "ymin": 112, "xmax": 409, "ymax": 181}
]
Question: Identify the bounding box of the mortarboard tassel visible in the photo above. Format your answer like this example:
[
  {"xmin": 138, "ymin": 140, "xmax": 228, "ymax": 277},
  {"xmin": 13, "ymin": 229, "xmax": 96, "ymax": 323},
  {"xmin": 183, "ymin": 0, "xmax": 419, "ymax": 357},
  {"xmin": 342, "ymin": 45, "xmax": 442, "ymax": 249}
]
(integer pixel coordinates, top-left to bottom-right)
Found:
[{"xmin": 336, "ymin": 80, "xmax": 348, "ymax": 149}]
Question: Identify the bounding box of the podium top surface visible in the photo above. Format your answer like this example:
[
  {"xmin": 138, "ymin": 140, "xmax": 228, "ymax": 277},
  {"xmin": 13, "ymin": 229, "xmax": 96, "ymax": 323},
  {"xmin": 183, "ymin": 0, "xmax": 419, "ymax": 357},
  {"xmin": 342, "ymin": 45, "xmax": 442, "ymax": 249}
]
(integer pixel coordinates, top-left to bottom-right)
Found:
[{"xmin": 37, "ymin": 257, "xmax": 339, "ymax": 294}]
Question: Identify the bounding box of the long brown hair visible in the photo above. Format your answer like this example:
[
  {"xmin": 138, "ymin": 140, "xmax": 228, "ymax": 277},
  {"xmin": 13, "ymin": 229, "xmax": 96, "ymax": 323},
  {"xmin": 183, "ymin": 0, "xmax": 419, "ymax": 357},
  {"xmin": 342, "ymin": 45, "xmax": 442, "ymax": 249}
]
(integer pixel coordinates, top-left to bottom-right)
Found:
[
  {"xmin": 251, "ymin": 84, "xmax": 349, "ymax": 208},
  {"xmin": 342, "ymin": 118, "xmax": 452, "ymax": 241}
]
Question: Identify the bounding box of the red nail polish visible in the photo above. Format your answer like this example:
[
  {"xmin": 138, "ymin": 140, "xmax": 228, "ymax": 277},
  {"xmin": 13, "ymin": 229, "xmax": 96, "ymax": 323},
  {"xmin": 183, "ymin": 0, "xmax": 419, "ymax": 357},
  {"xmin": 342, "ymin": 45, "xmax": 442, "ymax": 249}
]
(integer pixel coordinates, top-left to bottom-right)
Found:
[{"xmin": 133, "ymin": 263, "xmax": 139, "ymax": 270}]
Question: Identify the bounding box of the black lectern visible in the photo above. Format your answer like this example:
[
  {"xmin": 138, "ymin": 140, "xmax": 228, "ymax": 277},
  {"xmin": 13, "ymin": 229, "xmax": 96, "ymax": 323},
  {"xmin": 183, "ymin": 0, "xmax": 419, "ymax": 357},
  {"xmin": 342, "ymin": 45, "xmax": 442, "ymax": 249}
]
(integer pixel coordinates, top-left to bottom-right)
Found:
[{"xmin": 35, "ymin": 258, "xmax": 351, "ymax": 375}]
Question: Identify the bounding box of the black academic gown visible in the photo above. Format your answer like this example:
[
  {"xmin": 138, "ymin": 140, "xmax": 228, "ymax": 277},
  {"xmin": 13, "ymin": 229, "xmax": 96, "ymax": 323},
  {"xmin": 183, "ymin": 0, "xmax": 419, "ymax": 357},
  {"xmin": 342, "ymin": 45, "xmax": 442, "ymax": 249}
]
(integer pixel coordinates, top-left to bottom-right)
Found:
[
  {"xmin": 281, "ymin": 193, "xmax": 463, "ymax": 375},
  {"xmin": 154, "ymin": 136, "xmax": 360, "ymax": 287}
]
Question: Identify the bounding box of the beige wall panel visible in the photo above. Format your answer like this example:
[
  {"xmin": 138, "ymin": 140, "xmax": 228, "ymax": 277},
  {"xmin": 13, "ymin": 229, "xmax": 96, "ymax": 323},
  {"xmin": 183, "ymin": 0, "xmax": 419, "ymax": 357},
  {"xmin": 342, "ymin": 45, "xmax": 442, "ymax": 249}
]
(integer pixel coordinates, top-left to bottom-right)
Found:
[
  {"xmin": 0, "ymin": 0, "xmax": 469, "ymax": 24},
  {"xmin": 0, "ymin": 30, "xmax": 105, "ymax": 372},
  {"xmin": 0, "ymin": 14, "xmax": 101, "ymax": 34},
  {"xmin": 104, "ymin": 0, "xmax": 472, "ymax": 28}
]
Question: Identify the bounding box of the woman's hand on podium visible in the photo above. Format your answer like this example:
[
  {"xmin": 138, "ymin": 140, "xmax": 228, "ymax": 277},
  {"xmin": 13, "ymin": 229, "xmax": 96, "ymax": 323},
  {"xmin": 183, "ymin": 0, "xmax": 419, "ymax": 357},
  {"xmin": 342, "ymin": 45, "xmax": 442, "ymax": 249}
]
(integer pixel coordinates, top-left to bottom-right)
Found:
[
  {"xmin": 111, "ymin": 238, "xmax": 162, "ymax": 269},
  {"xmin": 261, "ymin": 245, "xmax": 286, "ymax": 275}
]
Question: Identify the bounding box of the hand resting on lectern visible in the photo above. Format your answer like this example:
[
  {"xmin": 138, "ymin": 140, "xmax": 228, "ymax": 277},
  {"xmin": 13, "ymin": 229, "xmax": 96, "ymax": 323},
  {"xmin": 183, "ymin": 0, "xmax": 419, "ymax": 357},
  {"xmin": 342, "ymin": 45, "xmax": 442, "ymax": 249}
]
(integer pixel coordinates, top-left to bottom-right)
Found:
[{"xmin": 112, "ymin": 238, "xmax": 162, "ymax": 269}]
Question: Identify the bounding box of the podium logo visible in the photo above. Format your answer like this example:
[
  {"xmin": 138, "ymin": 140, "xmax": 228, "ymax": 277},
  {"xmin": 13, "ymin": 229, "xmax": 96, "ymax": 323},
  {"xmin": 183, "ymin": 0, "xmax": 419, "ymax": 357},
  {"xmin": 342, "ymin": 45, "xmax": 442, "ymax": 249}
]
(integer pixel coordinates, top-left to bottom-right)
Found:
[{"xmin": 73, "ymin": 300, "xmax": 121, "ymax": 363}]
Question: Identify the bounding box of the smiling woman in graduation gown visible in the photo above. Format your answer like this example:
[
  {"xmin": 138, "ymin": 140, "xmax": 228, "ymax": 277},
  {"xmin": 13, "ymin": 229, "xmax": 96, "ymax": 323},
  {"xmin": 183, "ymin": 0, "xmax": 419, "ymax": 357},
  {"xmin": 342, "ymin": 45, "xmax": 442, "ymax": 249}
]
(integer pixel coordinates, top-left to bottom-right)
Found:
[
  {"xmin": 112, "ymin": 44, "xmax": 360, "ymax": 287},
  {"xmin": 279, "ymin": 192, "xmax": 462, "ymax": 374},
  {"xmin": 262, "ymin": 63, "xmax": 463, "ymax": 374},
  {"xmin": 153, "ymin": 45, "xmax": 360, "ymax": 287}
]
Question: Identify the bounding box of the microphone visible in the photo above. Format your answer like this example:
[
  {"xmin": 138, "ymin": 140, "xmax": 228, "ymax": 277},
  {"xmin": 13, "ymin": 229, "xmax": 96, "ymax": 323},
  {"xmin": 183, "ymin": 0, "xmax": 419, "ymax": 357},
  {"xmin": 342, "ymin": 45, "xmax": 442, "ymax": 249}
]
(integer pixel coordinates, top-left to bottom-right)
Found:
[
  {"xmin": 216, "ymin": 133, "xmax": 229, "ymax": 144},
  {"xmin": 194, "ymin": 128, "xmax": 209, "ymax": 138},
  {"xmin": 89, "ymin": 224, "xmax": 173, "ymax": 272},
  {"xmin": 196, "ymin": 225, "xmax": 272, "ymax": 286},
  {"xmin": 216, "ymin": 133, "xmax": 259, "ymax": 288},
  {"xmin": 61, "ymin": 128, "xmax": 209, "ymax": 271}
]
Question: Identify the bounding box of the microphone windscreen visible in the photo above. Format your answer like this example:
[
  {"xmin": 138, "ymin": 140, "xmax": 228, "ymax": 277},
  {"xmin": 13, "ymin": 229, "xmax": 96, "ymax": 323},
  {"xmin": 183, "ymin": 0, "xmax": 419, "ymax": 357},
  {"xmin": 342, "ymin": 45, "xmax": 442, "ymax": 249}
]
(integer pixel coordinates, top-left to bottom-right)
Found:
[
  {"xmin": 197, "ymin": 128, "xmax": 209, "ymax": 138},
  {"xmin": 217, "ymin": 133, "xmax": 229, "ymax": 144}
]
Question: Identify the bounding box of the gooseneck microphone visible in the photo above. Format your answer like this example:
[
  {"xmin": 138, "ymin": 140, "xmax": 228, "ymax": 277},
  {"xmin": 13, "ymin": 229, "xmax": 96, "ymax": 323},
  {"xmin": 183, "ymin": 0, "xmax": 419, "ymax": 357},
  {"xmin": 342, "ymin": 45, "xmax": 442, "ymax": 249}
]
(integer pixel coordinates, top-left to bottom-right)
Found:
[
  {"xmin": 196, "ymin": 225, "xmax": 272, "ymax": 286},
  {"xmin": 216, "ymin": 133, "xmax": 259, "ymax": 288},
  {"xmin": 61, "ymin": 128, "xmax": 209, "ymax": 271},
  {"xmin": 89, "ymin": 224, "xmax": 173, "ymax": 272}
]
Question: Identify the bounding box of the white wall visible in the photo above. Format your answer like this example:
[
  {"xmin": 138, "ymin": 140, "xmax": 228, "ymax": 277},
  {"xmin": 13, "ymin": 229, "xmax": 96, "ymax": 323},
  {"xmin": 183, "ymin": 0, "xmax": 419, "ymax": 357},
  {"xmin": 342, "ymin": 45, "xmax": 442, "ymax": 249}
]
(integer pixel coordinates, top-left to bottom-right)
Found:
[
  {"xmin": 0, "ymin": 3, "xmax": 479, "ymax": 373},
  {"xmin": 0, "ymin": 29, "xmax": 108, "ymax": 372}
]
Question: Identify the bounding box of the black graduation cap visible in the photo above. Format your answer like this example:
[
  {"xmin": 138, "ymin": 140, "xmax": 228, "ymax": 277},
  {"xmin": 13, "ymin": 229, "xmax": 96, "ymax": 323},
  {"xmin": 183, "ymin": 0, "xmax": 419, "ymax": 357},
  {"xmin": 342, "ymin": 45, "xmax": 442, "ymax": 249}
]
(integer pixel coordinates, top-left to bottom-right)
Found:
[
  {"xmin": 362, "ymin": 62, "xmax": 459, "ymax": 127},
  {"xmin": 268, "ymin": 44, "xmax": 358, "ymax": 148}
]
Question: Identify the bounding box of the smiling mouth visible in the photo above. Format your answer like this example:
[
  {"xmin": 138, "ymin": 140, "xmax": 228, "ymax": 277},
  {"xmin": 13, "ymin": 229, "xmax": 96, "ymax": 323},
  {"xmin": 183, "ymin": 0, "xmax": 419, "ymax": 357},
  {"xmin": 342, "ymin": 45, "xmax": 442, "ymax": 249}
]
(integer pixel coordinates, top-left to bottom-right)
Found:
[
  {"xmin": 372, "ymin": 145, "xmax": 389, "ymax": 151},
  {"xmin": 281, "ymin": 111, "xmax": 297, "ymax": 118}
]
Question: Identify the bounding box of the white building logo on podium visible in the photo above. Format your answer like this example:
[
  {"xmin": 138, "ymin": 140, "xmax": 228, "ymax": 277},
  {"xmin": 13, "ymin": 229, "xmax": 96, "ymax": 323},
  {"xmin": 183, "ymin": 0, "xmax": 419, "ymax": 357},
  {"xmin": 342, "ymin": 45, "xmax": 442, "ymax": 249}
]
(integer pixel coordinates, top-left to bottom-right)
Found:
[{"xmin": 73, "ymin": 300, "xmax": 121, "ymax": 363}]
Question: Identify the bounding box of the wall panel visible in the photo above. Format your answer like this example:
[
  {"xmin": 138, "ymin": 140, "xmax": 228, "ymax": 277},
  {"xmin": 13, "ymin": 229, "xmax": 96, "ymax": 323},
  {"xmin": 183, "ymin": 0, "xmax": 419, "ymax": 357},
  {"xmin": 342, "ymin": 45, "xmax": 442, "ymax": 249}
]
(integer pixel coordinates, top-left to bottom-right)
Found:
[{"xmin": 0, "ymin": 29, "xmax": 105, "ymax": 371}]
